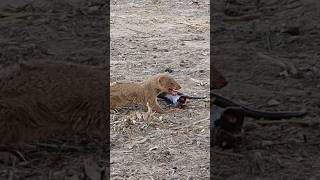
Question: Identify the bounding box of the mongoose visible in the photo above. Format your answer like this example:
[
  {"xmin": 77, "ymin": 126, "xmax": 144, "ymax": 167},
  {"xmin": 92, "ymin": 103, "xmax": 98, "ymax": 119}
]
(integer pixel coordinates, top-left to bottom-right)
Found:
[
  {"xmin": 110, "ymin": 73, "xmax": 181, "ymax": 113},
  {"xmin": 0, "ymin": 62, "xmax": 108, "ymax": 144}
]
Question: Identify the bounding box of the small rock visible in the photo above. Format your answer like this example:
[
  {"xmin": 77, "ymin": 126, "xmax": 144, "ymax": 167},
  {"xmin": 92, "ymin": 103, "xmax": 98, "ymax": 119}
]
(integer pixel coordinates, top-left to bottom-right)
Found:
[
  {"xmin": 267, "ymin": 99, "xmax": 280, "ymax": 106},
  {"xmin": 163, "ymin": 150, "xmax": 171, "ymax": 156},
  {"xmin": 164, "ymin": 67, "xmax": 173, "ymax": 73},
  {"xmin": 187, "ymin": 139, "xmax": 197, "ymax": 145}
]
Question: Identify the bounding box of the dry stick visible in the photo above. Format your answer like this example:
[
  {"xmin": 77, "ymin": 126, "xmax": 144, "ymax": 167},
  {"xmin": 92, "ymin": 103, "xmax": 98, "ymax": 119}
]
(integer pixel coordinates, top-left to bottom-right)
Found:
[
  {"xmin": 0, "ymin": 146, "xmax": 27, "ymax": 162},
  {"xmin": 171, "ymin": 117, "xmax": 209, "ymax": 130},
  {"xmin": 257, "ymin": 52, "xmax": 287, "ymax": 69},
  {"xmin": 266, "ymin": 31, "xmax": 272, "ymax": 51},
  {"xmin": 257, "ymin": 52, "xmax": 298, "ymax": 75}
]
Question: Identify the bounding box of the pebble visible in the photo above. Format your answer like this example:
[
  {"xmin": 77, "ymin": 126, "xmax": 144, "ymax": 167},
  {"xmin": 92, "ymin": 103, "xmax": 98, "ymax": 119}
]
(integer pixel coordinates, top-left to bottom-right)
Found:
[{"xmin": 164, "ymin": 67, "xmax": 173, "ymax": 73}]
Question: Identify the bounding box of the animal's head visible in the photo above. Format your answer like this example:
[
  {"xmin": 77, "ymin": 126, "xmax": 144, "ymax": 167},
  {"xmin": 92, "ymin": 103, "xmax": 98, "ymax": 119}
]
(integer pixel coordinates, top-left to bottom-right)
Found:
[
  {"xmin": 157, "ymin": 73, "xmax": 181, "ymax": 95},
  {"xmin": 211, "ymin": 66, "xmax": 228, "ymax": 89}
]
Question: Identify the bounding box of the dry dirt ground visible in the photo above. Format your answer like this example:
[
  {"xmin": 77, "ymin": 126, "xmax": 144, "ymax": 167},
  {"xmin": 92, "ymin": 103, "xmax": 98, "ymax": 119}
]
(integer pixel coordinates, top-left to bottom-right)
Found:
[
  {"xmin": 1, "ymin": 0, "xmax": 320, "ymax": 179},
  {"xmin": 0, "ymin": 0, "xmax": 109, "ymax": 180},
  {"xmin": 110, "ymin": 0, "xmax": 210, "ymax": 179},
  {"xmin": 212, "ymin": 0, "xmax": 320, "ymax": 179}
]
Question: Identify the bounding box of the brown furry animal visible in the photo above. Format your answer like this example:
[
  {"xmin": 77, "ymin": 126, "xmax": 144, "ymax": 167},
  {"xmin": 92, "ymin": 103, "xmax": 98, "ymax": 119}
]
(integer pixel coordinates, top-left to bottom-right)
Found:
[
  {"xmin": 110, "ymin": 73, "xmax": 181, "ymax": 113},
  {"xmin": 0, "ymin": 62, "xmax": 108, "ymax": 144}
]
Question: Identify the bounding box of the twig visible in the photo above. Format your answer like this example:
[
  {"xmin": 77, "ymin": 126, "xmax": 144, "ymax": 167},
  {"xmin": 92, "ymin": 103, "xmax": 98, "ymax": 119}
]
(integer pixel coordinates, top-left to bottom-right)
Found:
[
  {"xmin": 257, "ymin": 52, "xmax": 298, "ymax": 75},
  {"xmin": 171, "ymin": 117, "xmax": 209, "ymax": 130},
  {"xmin": 266, "ymin": 31, "xmax": 272, "ymax": 51}
]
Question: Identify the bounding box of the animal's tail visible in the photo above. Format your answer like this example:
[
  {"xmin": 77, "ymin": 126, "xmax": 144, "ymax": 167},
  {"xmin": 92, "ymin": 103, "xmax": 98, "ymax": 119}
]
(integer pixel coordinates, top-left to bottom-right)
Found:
[{"xmin": 211, "ymin": 93, "xmax": 307, "ymax": 120}]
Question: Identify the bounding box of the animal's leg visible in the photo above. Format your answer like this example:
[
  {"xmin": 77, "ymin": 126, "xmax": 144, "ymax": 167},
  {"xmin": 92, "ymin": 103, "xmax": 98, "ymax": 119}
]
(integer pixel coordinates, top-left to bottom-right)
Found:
[{"xmin": 148, "ymin": 98, "xmax": 165, "ymax": 113}]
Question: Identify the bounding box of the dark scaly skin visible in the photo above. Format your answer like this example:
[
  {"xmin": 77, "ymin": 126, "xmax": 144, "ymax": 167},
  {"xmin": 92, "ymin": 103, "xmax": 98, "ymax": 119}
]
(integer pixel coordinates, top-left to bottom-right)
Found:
[{"xmin": 211, "ymin": 93, "xmax": 307, "ymax": 120}]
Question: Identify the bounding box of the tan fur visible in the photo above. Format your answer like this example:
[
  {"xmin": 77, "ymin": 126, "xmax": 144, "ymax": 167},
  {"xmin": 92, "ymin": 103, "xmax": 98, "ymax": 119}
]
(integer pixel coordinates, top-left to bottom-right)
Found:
[
  {"xmin": 110, "ymin": 73, "xmax": 181, "ymax": 113},
  {"xmin": 0, "ymin": 62, "xmax": 108, "ymax": 144}
]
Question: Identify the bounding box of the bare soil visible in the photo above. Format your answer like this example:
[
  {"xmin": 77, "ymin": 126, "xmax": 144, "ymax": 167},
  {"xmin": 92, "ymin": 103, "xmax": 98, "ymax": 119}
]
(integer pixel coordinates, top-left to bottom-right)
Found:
[
  {"xmin": 0, "ymin": 0, "xmax": 319, "ymax": 179},
  {"xmin": 0, "ymin": 0, "xmax": 109, "ymax": 180},
  {"xmin": 110, "ymin": 0, "xmax": 210, "ymax": 179},
  {"xmin": 211, "ymin": 0, "xmax": 320, "ymax": 179}
]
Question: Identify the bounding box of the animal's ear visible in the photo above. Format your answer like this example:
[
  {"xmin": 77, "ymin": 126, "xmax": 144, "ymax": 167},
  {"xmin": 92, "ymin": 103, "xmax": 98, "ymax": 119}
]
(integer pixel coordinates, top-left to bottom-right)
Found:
[{"xmin": 158, "ymin": 76, "xmax": 166, "ymax": 87}]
